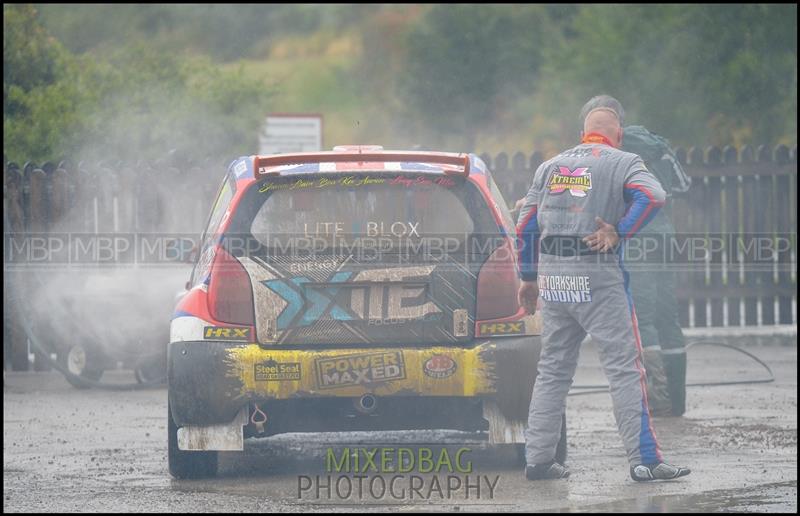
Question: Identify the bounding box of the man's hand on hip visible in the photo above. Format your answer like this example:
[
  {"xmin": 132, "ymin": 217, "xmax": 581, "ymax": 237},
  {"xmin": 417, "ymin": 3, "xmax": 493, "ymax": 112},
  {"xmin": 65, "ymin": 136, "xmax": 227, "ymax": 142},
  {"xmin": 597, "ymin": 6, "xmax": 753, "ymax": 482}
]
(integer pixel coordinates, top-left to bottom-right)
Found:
[
  {"xmin": 583, "ymin": 216, "xmax": 620, "ymax": 252},
  {"xmin": 518, "ymin": 280, "xmax": 539, "ymax": 315}
]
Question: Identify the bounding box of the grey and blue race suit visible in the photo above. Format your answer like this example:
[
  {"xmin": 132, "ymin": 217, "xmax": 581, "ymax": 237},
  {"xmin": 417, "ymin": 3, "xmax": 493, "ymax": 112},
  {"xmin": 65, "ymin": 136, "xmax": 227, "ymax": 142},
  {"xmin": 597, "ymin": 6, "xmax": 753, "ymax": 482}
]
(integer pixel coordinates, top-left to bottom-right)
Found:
[{"xmin": 516, "ymin": 133, "xmax": 667, "ymax": 466}]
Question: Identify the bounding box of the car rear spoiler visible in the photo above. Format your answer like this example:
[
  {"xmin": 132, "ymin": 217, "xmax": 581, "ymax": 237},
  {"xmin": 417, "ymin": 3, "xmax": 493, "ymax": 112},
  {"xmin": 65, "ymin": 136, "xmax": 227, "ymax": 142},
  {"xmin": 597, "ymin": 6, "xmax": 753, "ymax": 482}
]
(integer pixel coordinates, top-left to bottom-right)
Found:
[{"xmin": 254, "ymin": 151, "xmax": 471, "ymax": 178}]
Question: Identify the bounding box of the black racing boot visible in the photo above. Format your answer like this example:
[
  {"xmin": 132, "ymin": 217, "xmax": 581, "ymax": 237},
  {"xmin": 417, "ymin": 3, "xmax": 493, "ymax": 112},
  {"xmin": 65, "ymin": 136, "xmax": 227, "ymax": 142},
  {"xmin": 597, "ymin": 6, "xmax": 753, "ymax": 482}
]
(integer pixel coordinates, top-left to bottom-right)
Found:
[
  {"xmin": 526, "ymin": 461, "xmax": 570, "ymax": 480},
  {"xmin": 631, "ymin": 462, "xmax": 691, "ymax": 482},
  {"xmin": 642, "ymin": 346, "xmax": 672, "ymax": 416},
  {"xmin": 662, "ymin": 351, "xmax": 687, "ymax": 416}
]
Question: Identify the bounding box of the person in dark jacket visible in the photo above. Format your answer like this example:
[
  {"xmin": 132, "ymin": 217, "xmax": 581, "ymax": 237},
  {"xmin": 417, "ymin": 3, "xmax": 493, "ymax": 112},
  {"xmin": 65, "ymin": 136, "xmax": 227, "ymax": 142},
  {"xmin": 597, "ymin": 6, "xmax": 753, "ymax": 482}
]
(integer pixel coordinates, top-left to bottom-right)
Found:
[{"xmin": 578, "ymin": 95, "xmax": 690, "ymax": 417}]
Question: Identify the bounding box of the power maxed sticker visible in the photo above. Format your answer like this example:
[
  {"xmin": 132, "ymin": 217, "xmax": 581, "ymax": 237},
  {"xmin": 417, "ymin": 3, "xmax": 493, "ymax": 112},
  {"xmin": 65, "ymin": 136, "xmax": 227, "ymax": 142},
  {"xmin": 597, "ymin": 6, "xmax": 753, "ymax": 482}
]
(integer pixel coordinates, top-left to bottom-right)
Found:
[
  {"xmin": 315, "ymin": 351, "xmax": 405, "ymax": 389},
  {"xmin": 423, "ymin": 355, "xmax": 457, "ymax": 379}
]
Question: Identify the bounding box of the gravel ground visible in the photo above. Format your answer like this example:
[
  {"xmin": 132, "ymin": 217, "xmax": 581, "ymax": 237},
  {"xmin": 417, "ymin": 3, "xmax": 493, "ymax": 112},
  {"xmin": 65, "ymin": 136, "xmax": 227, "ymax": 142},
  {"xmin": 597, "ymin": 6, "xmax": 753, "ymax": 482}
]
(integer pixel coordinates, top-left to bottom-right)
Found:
[{"xmin": 4, "ymin": 338, "xmax": 796, "ymax": 512}]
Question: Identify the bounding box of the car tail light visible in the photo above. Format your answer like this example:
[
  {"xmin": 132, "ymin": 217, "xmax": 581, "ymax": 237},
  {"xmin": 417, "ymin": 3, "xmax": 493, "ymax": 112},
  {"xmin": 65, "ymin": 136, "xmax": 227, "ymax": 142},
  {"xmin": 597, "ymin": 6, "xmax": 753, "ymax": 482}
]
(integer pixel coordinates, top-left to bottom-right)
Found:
[
  {"xmin": 476, "ymin": 238, "xmax": 521, "ymax": 320},
  {"xmin": 207, "ymin": 246, "xmax": 255, "ymax": 325}
]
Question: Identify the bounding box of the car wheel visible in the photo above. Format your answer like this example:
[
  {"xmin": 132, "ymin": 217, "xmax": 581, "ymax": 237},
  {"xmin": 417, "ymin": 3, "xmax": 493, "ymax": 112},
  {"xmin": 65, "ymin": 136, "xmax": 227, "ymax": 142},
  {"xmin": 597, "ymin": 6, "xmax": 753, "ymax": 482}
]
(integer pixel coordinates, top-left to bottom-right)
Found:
[
  {"xmin": 135, "ymin": 353, "xmax": 167, "ymax": 385},
  {"xmin": 168, "ymin": 400, "xmax": 218, "ymax": 479},
  {"xmin": 59, "ymin": 343, "xmax": 104, "ymax": 388},
  {"xmin": 512, "ymin": 413, "xmax": 568, "ymax": 467}
]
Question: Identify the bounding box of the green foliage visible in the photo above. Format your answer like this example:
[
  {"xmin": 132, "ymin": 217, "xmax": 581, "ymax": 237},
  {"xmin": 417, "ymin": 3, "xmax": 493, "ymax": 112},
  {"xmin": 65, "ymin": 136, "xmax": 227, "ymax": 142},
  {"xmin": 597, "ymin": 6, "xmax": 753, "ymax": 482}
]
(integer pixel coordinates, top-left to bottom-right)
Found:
[
  {"xmin": 535, "ymin": 4, "xmax": 797, "ymax": 146},
  {"xmin": 36, "ymin": 4, "xmax": 331, "ymax": 60},
  {"xmin": 396, "ymin": 5, "xmax": 554, "ymax": 149},
  {"xmin": 6, "ymin": 4, "xmax": 798, "ymax": 162},
  {"xmin": 4, "ymin": 5, "xmax": 272, "ymax": 164},
  {"xmin": 72, "ymin": 46, "xmax": 272, "ymax": 163},
  {"xmin": 3, "ymin": 5, "xmax": 66, "ymax": 101},
  {"xmin": 4, "ymin": 4, "xmax": 76, "ymax": 161}
]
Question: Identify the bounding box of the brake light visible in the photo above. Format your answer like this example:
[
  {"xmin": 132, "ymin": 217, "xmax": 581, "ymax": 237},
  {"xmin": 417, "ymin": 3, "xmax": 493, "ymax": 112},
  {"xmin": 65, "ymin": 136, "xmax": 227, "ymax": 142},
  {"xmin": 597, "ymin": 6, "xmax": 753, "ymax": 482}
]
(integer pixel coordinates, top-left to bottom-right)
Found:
[
  {"xmin": 207, "ymin": 246, "xmax": 255, "ymax": 325},
  {"xmin": 476, "ymin": 239, "xmax": 521, "ymax": 320}
]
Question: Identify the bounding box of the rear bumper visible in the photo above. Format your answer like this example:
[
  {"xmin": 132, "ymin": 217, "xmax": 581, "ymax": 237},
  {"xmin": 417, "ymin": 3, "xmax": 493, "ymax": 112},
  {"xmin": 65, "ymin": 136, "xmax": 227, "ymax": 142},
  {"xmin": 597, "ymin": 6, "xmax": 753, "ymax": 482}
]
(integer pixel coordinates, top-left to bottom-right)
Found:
[{"xmin": 168, "ymin": 337, "xmax": 541, "ymax": 427}]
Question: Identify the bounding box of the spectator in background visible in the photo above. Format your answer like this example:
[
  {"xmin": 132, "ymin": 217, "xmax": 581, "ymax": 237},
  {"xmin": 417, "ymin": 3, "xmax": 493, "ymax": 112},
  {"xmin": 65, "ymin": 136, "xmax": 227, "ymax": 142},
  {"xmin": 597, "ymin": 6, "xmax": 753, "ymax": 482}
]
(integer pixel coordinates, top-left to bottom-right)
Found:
[{"xmin": 579, "ymin": 95, "xmax": 690, "ymax": 417}]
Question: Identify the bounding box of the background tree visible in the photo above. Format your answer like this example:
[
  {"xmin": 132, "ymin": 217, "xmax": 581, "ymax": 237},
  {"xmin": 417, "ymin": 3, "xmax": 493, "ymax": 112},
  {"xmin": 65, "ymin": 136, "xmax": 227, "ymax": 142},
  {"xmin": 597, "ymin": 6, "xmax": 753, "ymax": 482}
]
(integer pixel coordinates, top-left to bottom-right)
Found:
[
  {"xmin": 397, "ymin": 4, "xmax": 554, "ymax": 150},
  {"xmin": 4, "ymin": 5, "xmax": 272, "ymax": 164},
  {"xmin": 534, "ymin": 4, "xmax": 797, "ymax": 147}
]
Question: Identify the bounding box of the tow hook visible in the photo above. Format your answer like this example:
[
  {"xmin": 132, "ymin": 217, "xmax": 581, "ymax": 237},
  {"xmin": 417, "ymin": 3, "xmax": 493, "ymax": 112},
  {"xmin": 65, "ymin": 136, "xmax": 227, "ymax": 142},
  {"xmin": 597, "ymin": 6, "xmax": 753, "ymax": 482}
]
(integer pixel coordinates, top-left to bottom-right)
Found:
[
  {"xmin": 354, "ymin": 393, "xmax": 378, "ymax": 414},
  {"xmin": 250, "ymin": 402, "xmax": 268, "ymax": 434}
]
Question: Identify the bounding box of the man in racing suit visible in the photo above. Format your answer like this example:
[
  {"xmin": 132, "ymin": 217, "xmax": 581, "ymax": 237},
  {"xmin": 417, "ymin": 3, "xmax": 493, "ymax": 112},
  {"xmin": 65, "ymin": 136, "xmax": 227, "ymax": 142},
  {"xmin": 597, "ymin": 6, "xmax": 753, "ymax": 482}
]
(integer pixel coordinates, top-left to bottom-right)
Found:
[{"xmin": 516, "ymin": 106, "xmax": 691, "ymax": 481}]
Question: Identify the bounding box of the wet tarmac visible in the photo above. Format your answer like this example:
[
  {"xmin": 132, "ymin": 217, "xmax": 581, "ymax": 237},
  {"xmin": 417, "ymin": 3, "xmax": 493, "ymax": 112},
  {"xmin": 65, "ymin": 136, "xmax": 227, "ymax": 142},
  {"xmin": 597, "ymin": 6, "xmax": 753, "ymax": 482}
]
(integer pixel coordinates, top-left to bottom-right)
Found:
[{"xmin": 4, "ymin": 339, "xmax": 797, "ymax": 512}]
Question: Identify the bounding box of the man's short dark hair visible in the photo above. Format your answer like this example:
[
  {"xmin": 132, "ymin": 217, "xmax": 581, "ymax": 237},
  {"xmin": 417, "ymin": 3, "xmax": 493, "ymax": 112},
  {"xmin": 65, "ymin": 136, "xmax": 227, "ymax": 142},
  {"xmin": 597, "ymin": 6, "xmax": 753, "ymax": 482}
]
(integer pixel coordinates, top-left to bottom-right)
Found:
[{"xmin": 579, "ymin": 95, "xmax": 625, "ymax": 127}]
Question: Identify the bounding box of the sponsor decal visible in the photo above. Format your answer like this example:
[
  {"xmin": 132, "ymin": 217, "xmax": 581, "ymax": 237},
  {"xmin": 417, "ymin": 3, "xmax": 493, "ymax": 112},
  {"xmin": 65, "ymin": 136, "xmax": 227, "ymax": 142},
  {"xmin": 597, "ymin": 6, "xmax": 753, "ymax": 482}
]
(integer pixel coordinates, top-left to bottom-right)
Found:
[
  {"xmin": 548, "ymin": 166, "xmax": 592, "ymax": 197},
  {"xmin": 453, "ymin": 309, "xmax": 469, "ymax": 337},
  {"xmin": 559, "ymin": 147, "xmax": 610, "ymax": 159},
  {"xmin": 539, "ymin": 275, "xmax": 592, "ymax": 303},
  {"xmin": 423, "ymin": 355, "xmax": 457, "ymax": 379},
  {"xmin": 204, "ymin": 326, "xmax": 251, "ymax": 341},
  {"xmin": 233, "ymin": 160, "xmax": 248, "ymax": 177},
  {"xmin": 301, "ymin": 221, "xmax": 421, "ymax": 237},
  {"xmin": 289, "ymin": 259, "xmax": 341, "ymax": 274},
  {"xmin": 254, "ymin": 358, "xmax": 301, "ymax": 381},
  {"xmin": 366, "ymin": 313, "xmax": 442, "ymax": 326},
  {"xmin": 550, "ymin": 222, "xmax": 579, "ymax": 232},
  {"xmin": 263, "ymin": 266, "xmax": 441, "ymax": 330},
  {"xmin": 389, "ymin": 175, "xmax": 456, "ymax": 188},
  {"xmin": 258, "ymin": 174, "xmax": 455, "ymax": 194},
  {"xmin": 478, "ymin": 321, "xmax": 525, "ymax": 336},
  {"xmin": 540, "ymin": 204, "xmax": 584, "ymax": 213},
  {"xmin": 316, "ymin": 351, "xmax": 406, "ymax": 389}
]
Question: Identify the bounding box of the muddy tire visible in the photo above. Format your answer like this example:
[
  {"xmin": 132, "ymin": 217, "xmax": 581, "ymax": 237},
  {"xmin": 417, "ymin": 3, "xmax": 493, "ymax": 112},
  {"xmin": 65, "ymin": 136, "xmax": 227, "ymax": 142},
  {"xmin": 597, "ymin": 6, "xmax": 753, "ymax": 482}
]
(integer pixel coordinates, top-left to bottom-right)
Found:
[
  {"xmin": 58, "ymin": 344, "xmax": 104, "ymax": 389},
  {"xmin": 512, "ymin": 413, "xmax": 568, "ymax": 466},
  {"xmin": 168, "ymin": 401, "xmax": 218, "ymax": 479},
  {"xmin": 135, "ymin": 353, "xmax": 167, "ymax": 385}
]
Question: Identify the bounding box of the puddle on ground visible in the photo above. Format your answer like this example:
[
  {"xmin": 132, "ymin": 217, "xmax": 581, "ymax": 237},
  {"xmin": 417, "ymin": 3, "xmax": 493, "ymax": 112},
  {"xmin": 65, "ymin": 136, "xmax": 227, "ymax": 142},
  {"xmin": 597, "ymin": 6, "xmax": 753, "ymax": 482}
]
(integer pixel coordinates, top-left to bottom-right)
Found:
[{"xmin": 563, "ymin": 481, "xmax": 797, "ymax": 513}]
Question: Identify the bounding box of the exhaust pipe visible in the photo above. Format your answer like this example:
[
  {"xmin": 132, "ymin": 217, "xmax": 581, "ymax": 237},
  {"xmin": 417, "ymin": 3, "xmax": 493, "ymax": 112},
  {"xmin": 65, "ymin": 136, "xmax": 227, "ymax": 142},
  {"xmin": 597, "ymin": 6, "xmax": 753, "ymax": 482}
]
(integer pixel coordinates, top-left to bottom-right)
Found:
[{"xmin": 354, "ymin": 394, "xmax": 378, "ymax": 414}]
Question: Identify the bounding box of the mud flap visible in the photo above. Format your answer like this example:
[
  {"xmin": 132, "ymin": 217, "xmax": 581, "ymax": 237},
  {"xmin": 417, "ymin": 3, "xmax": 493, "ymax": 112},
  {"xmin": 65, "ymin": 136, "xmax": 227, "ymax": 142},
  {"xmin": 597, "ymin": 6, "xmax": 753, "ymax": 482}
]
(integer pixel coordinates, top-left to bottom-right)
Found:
[
  {"xmin": 483, "ymin": 400, "xmax": 526, "ymax": 444},
  {"xmin": 177, "ymin": 406, "xmax": 248, "ymax": 451}
]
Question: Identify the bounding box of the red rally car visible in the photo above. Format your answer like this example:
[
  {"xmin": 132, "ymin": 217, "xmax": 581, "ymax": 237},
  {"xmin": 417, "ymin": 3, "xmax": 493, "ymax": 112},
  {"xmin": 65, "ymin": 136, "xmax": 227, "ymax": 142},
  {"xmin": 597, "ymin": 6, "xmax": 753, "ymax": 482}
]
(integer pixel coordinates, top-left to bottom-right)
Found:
[{"xmin": 168, "ymin": 146, "xmax": 565, "ymax": 478}]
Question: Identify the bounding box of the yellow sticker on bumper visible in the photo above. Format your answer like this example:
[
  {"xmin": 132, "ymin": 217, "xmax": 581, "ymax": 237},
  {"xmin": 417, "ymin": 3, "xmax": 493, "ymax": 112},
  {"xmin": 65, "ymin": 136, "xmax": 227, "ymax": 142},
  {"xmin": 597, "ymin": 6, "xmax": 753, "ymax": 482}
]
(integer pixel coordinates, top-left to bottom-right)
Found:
[{"xmin": 224, "ymin": 344, "xmax": 497, "ymax": 399}]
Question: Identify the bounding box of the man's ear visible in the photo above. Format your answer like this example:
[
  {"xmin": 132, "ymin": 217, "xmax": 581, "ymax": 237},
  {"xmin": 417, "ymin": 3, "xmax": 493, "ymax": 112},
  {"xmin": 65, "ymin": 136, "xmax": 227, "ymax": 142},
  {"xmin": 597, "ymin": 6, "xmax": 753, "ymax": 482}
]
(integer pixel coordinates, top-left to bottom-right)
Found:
[{"xmin": 617, "ymin": 127, "xmax": 624, "ymax": 146}]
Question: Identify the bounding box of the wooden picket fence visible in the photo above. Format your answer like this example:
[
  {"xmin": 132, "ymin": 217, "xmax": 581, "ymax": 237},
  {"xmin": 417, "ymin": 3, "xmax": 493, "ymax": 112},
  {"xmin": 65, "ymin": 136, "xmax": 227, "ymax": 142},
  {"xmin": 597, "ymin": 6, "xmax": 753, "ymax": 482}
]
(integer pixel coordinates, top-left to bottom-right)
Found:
[
  {"xmin": 486, "ymin": 144, "xmax": 797, "ymax": 329},
  {"xmin": 3, "ymin": 146, "xmax": 797, "ymax": 370}
]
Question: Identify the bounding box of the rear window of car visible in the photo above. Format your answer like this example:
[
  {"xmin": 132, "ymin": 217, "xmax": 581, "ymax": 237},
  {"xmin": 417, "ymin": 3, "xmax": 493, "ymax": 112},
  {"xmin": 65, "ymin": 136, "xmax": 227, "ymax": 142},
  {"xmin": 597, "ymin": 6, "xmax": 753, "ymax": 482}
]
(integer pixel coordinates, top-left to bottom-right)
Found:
[
  {"xmin": 252, "ymin": 176, "xmax": 473, "ymax": 246},
  {"xmin": 226, "ymin": 174, "xmax": 501, "ymax": 256}
]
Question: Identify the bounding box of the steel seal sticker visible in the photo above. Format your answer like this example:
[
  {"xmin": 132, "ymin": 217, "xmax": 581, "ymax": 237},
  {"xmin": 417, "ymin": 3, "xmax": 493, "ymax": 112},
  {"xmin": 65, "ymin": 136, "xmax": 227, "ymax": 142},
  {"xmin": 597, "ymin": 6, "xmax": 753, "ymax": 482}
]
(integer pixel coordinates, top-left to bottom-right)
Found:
[
  {"xmin": 315, "ymin": 351, "xmax": 406, "ymax": 389},
  {"xmin": 423, "ymin": 354, "xmax": 457, "ymax": 379},
  {"xmin": 254, "ymin": 358, "xmax": 301, "ymax": 381},
  {"xmin": 204, "ymin": 326, "xmax": 251, "ymax": 341}
]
